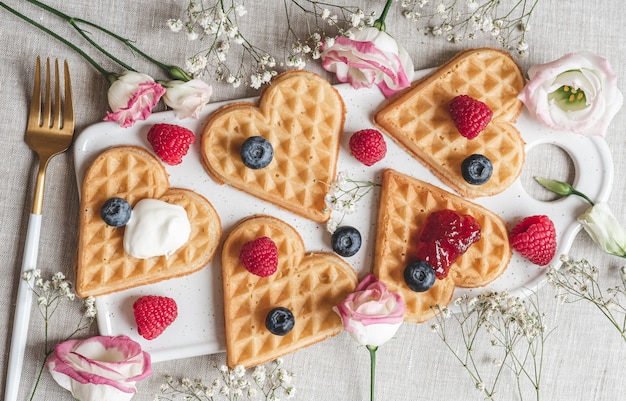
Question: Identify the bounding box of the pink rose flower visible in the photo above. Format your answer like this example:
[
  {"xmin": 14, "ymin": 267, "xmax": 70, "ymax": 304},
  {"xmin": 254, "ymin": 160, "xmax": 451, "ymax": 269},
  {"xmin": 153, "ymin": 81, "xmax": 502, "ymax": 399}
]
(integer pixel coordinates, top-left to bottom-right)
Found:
[
  {"xmin": 321, "ymin": 27, "xmax": 414, "ymax": 98},
  {"xmin": 163, "ymin": 79, "xmax": 213, "ymax": 119},
  {"xmin": 46, "ymin": 335, "xmax": 152, "ymax": 401},
  {"xmin": 518, "ymin": 51, "xmax": 623, "ymax": 137},
  {"xmin": 104, "ymin": 71, "xmax": 166, "ymax": 128},
  {"xmin": 334, "ymin": 273, "xmax": 406, "ymax": 346}
]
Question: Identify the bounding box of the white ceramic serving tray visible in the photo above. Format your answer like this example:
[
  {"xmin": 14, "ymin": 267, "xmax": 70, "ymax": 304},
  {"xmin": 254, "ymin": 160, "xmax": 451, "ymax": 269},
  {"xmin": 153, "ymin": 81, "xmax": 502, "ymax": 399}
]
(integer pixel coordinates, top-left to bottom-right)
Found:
[{"xmin": 74, "ymin": 68, "xmax": 613, "ymax": 363}]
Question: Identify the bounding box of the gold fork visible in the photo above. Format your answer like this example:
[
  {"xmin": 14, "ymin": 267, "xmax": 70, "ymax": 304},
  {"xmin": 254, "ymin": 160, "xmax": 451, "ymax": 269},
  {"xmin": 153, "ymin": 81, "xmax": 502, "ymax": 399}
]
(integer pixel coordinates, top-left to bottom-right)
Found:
[{"xmin": 5, "ymin": 57, "xmax": 75, "ymax": 401}]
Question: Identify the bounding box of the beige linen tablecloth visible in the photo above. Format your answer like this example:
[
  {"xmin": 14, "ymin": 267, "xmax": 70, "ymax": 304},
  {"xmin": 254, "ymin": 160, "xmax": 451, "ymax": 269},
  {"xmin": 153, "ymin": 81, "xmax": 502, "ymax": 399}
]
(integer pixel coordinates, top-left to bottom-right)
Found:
[{"xmin": 1, "ymin": 1, "xmax": 625, "ymax": 400}]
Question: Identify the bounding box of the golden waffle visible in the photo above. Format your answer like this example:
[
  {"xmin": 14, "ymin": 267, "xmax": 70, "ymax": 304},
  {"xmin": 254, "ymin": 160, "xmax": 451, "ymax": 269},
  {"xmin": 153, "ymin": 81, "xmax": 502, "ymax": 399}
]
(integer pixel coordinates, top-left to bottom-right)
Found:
[
  {"xmin": 374, "ymin": 48, "xmax": 526, "ymax": 198},
  {"xmin": 221, "ymin": 215, "xmax": 358, "ymax": 368},
  {"xmin": 201, "ymin": 70, "xmax": 345, "ymax": 223},
  {"xmin": 76, "ymin": 146, "xmax": 221, "ymax": 297},
  {"xmin": 373, "ymin": 169, "xmax": 511, "ymax": 323}
]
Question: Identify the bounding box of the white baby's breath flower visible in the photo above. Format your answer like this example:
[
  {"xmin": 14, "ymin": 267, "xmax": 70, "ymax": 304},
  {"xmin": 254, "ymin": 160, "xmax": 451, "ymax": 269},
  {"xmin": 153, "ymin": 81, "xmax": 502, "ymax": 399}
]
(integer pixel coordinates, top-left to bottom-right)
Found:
[
  {"xmin": 250, "ymin": 73, "xmax": 263, "ymax": 89},
  {"xmin": 235, "ymin": 4, "xmax": 247, "ymax": 16},
  {"xmin": 219, "ymin": 385, "xmax": 230, "ymax": 396},
  {"xmin": 285, "ymin": 386, "xmax": 296, "ymax": 398},
  {"xmin": 286, "ymin": 55, "xmax": 306, "ymax": 69},
  {"xmin": 326, "ymin": 218, "xmax": 339, "ymax": 234},
  {"xmin": 350, "ymin": 10, "xmax": 364, "ymax": 27},
  {"xmin": 233, "ymin": 365, "xmax": 246, "ymax": 378},
  {"xmin": 186, "ymin": 30, "xmax": 199, "ymax": 41},
  {"xmin": 166, "ymin": 18, "xmax": 183, "ymax": 32}
]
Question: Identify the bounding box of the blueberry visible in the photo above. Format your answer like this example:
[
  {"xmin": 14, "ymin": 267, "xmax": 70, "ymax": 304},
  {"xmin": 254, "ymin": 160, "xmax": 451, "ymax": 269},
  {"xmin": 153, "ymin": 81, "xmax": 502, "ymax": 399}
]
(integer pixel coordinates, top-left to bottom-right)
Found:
[
  {"xmin": 100, "ymin": 197, "xmax": 131, "ymax": 227},
  {"xmin": 331, "ymin": 226, "xmax": 362, "ymax": 257},
  {"xmin": 265, "ymin": 307, "xmax": 295, "ymax": 336},
  {"xmin": 403, "ymin": 260, "xmax": 436, "ymax": 292},
  {"xmin": 240, "ymin": 136, "xmax": 273, "ymax": 169},
  {"xmin": 461, "ymin": 154, "xmax": 493, "ymax": 185}
]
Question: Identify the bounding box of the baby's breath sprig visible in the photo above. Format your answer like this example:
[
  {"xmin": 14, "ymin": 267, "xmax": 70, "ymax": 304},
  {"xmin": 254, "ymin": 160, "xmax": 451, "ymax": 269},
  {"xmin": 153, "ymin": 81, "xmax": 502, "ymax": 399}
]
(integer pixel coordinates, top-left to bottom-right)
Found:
[
  {"xmin": 283, "ymin": 1, "xmax": 375, "ymax": 67},
  {"xmin": 547, "ymin": 256, "xmax": 626, "ymax": 342},
  {"xmin": 155, "ymin": 359, "xmax": 295, "ymax": 401},
  {"xmin": 23, "ymin": 269, "xmax": 97, "ymax": 401},
  {"xmin": 317, "ymin": 170, "xmax": 380, "ymax": 233},
  {"xmin": 168, "ymin": 1, "xmax": 274, "ymax": 89},
  {"xmin": 431, "ymin": 291, "xmax": 551, "ymax": 401},
  {"xmin": 400, "ymin": 0, "xmax": 540, "ymax": 56},
  {"xmin": 168, "ymin": 1, "xmax": 375, "ymax": 89}
]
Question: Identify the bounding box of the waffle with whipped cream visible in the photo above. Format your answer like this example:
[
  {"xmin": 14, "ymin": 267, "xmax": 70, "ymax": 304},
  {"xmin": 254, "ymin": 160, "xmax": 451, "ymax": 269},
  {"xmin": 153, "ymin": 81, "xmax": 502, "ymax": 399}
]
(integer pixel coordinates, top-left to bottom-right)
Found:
[{"xmin": 76, "ymin": 146, "xmax": 221, "ymax": 297}]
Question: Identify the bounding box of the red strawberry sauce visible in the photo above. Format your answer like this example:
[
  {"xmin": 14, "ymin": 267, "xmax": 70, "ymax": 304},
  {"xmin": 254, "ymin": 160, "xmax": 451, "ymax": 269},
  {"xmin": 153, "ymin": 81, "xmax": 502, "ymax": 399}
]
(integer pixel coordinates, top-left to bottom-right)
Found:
[{"xmin": 415, "ymin": 209, "xmax": 481, "ymax": 279}]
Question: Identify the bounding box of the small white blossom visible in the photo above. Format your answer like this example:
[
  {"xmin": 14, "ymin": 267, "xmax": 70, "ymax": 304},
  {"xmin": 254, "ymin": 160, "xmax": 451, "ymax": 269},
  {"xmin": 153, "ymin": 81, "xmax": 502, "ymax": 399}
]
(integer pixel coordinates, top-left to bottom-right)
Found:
[
  {"xmin": 235, "ymin": 4, "xmax": 247, "ymax": 16},
  {"xmin": 219, "ymin": 385, "xmax": 230, "ymax": 396},
  {"xmin": 233, "ymin": 365, "xmax": 246, "ymax": 378},
  {"xmin": 285, "ymin": 386, "xmax": 296, "ymax": 398},
  {"xmin": 350, "ymin": 10, "xmax": 364, "ymax": 27},
  {"xmin": 166, "ymin": 18, "xmax": 183, "ymax": 32},
  {"xmin": 186, "ymin": 30, "xmax": 199, "ymax": 41}
]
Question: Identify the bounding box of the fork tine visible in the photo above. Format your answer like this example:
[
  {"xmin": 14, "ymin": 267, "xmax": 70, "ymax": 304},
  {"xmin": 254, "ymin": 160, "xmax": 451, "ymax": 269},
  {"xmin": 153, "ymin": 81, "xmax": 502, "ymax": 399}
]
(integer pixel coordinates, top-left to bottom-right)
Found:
[
  {"xmin": 29, "ymin": 57, "xmax": 42, "ymax": 128},
  {"xmin": 53, "ymin": 59, "xmax": 61, "ymax": 130},
  {"xmin": 63, "ymin": 60, "xmax": 74, "ymax": 132},
  {"xmin": 41, "ymin": 58, "xmax": 52, "ymax": 129}
]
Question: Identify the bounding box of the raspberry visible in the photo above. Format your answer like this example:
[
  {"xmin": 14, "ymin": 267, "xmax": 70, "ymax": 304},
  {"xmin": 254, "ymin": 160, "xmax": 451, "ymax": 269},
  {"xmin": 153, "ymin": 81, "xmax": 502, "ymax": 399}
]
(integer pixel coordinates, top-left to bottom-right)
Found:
[
  {"xmin": 509, "ymin": 215, "xmax": 557, "ymax": 266},
  {"xmin": 133, "ymin": 295, "xmax": 178, "ymax": 340},
  {"xmin": 239, "ymin": 237, "xmax": 278, "ymax": 277},
  {"xmin": 449, "ymin": 95, "xmax": 493, "ymax": 139},
  {"xmin": 147, "ymin": 123, "xmax": 196, "ymax": 165},
  {"xmin": 349, "ymin": 129, "xmax": 387, "ymax": 166}
]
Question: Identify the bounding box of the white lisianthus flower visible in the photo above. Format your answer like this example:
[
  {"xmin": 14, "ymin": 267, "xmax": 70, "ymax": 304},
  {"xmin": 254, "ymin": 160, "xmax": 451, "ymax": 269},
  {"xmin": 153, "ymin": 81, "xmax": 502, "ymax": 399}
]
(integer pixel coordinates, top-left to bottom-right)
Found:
[
  {"xmin": 162, "ymin": 79, "xmax": 213, "ymax": 119},
  {"xmin": 321, "ymin": 26, "xmax": 414, "ymax": 98},
  {"xmin": 519, "ymin": 51, "xmax": 623, "ymax": 137},
  {"xmin": 46, "ymin": 336, "xmax": 151, "ymax": 401},
  {"xmin": 578, "ymin": 203, "xmax": 626, "ymax": 257},
  {"xmin": 104, "ymin": 71, "xmax": 165, "ymax": 128},
  {"xmin": 334, "ymin": 274, "xmax": 405, "ymax": 347}
]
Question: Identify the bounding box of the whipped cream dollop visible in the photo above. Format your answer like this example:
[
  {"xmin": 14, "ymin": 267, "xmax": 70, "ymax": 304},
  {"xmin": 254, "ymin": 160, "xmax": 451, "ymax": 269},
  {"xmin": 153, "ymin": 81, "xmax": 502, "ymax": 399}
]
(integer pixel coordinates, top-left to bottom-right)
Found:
[{"xmin": 123, "ymin": 198, "xmax": 191, "ymax": 259}]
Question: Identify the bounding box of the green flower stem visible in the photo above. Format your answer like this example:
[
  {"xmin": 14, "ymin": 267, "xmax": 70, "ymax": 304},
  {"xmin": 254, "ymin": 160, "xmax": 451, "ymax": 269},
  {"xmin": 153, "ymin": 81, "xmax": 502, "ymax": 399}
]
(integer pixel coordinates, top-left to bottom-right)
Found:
[
  {"xmin": 25, "ymin": 0, "xmax": 136, "ymax": 72},
  {"xmin": 0, "ymin": 1, "xmax": 114, "ymax": 80},
  {"xmin": 3, "ymin": 0, "xmax": 191, "ymax": 81},
  {"xmin": 367, "ymin": 345, "xmax": 378, "ymax": 401},
  {"xmin": 373, "ymin": 0, "xmax": 393, "ymax": 31},
  {"xmin": 27, "ymin": 0, "xmax": 192, "ymax": 80}
]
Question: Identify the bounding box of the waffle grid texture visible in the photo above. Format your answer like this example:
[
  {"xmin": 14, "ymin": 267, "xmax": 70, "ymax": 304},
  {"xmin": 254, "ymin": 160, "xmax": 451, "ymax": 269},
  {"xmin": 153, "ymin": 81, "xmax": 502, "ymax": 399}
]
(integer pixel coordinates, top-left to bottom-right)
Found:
[
  {"xmin": 374, "ymin": 48, "xmax": 526, "ymax": 198},
  {"xmin": 373, "ymin": 169, "xmax": 511, "ymax": 323},
  {"xmin": 221, "ymin": 215, "xmax": 358, "ymax": 368},
  {"xmin": 201, "ymin": 70, "xmax": 346, "ymax": 222},
  {"xmin": 76, "ymin": 146, "xmax": 221, "ymax": 297}
]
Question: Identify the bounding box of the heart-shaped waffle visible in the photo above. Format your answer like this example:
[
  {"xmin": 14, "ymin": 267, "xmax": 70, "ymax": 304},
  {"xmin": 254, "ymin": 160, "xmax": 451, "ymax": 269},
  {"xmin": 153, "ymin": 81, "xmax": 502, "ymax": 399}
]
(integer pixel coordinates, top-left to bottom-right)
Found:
[
  {"xmin": 76, "ymin": 146, "xmax": 221, "ymax": 297},
  {"xmin": 374, "ymin": 48, "xmax": 526, "ymax": 198},
  {"xmin": 201, "ymin": 70, "xmax": 345, "ymax": 223},
  {"xmin": 221, "ymin": 215, "xmax": 358, "ymax": 367},
  {"xmin": 373, "ymin": 169, "xmax": 511, "ymax": 323}
]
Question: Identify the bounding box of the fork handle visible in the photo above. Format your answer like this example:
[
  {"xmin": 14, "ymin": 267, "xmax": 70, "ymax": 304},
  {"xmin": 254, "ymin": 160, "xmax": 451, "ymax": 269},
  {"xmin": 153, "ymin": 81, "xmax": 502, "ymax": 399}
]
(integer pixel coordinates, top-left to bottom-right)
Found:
[{"xmin": 5, "ymin": 213, "xmax": 41, "ymax": 401}]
